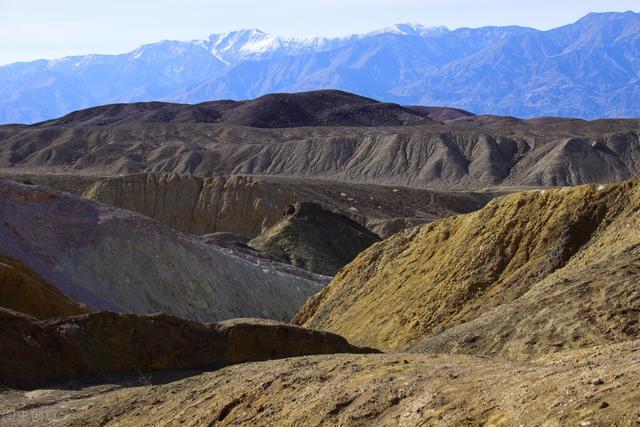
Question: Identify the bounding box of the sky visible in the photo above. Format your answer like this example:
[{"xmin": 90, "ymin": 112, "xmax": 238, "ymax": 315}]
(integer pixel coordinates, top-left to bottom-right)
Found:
[{"xmin": 0, "ymin": 0, "xmax": 638, "ymax": 65}]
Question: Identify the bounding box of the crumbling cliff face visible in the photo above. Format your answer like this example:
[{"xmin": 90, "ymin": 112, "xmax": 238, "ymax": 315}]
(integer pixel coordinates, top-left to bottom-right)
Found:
[{"xmin": 82, "ymin": 173, "xmax": 495, "ymax": 238}]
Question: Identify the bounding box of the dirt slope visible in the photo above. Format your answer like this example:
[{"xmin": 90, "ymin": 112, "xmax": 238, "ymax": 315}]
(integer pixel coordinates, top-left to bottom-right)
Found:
[
  {"xmin": 0, "ymin": 177, "xmax": 326, "ymax": 323},
  {"xmin": 7, "ymin": 342, "xmax": 637, "ymax": 426},
  {"xmin": 297, "ymin": 177, "xmax": 640, "ymax": 352},
  {"xmin": 0, "ymin": 308, "xmax": 374, "ymax": 388},
  {"xmin": 248, "ymin": 202, "xmax": 381, "ymax": 276},
  {"xmin": 0, "ymin": 255, "xmax": 90, "ymax": 319}
]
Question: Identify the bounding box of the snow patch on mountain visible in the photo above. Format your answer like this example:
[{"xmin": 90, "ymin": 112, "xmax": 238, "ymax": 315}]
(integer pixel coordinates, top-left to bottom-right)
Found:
[
  {"xmin": 369, "ymin": 23, "xmax": 449, "ymax": 37},
  {"xmin": 201, "ymin": 25, "xmax": 448, "ymax": 63}
]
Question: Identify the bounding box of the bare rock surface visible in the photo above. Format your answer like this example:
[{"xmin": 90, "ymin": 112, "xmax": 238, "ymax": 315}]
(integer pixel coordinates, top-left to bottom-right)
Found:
[
  {"xmin": 0, "ymin": 178, "xmax": 327, "ymax": 323},
  {"xmin": 0, "ymin": 308, "xmax": 374, "ymax": 389}
]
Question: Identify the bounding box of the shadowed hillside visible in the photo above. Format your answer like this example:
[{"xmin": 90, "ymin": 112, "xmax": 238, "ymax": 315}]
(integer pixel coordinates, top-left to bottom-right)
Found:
[
  {"xmin": 0, "ymin": 178, "xmax": 326, "ymax": 323},
  {"xmin": 248, "ymin": 202, "xmax": 381, "ymax": 276},
  {"xmin": 0, "ymin": 310, "xmax": 374, "ymax": 388}
]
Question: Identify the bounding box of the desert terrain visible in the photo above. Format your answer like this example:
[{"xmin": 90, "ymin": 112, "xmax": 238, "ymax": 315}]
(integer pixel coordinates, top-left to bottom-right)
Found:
[{"xmin": 0, "ymin": 90, "xmax": 638, "ymax": 426}]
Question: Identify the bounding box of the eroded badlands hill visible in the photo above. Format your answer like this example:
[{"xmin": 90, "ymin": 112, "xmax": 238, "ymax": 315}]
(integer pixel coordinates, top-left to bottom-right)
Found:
[
  {"xmin": 0, "ymin": 178, "xmax": 326, "ymax": 323},
  {"xmin": 248, "ymin": 202, "xmax": 381, "ymax": 276},
  {"xmin": 297, "ymin": 177, "xmax": 640, "ymax": 353},
  {"xmin": 1, "ymin": 91, "xmax": 639, "ymax": 190}
]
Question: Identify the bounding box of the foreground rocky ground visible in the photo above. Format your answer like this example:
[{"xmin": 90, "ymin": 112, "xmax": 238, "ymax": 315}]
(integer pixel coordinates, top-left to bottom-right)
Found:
[{"xmin": 1, "ymin": 341, "xmax": 638, "ymax": 426}]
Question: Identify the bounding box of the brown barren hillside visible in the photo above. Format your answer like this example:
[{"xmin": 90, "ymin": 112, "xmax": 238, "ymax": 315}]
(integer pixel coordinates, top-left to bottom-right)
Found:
[
  {"xmin": 1, "ymin": 91, "xmax": 639, "ymax": 190},
  {"xmin": 0, "ymin": 309, "xmax": 374, "ymax": 388},
  {"xmin": 296, "ymin": 177, "xmax": 640, "ymax": 352}
]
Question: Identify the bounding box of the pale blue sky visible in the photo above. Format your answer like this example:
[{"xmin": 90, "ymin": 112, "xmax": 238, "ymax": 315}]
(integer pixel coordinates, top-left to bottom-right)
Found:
[{"xmin": 0, "ymin": 0, "xmax": 637, "ymax": 65}]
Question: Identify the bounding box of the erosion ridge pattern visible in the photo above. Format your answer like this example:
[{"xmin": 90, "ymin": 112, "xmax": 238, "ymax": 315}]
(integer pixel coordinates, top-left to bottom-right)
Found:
[
  {"xmin": 0, "ymin": 91, "xmax": 639, "ymax": 190},
  {"xmin": 76, "ymin": 173, "xmax": 496, "ymax": 239}
]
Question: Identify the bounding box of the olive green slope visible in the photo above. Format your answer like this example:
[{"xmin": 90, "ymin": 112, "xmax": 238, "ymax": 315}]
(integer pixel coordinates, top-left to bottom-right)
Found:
[{"xmin": 296, "ymin": 178, "xmax": 640, "ymax": 353}]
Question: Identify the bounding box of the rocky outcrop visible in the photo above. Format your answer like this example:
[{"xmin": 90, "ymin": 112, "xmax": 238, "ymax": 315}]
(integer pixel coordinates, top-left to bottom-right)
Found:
[
  {"xmin": 0, "ymin": 178, "xmax": 326, "ymax": 323},
  {"xmin": 248, "ymin": 202, "xmax": 381, "ymax": 276},
  {"xmin": 365, "ymin": 217, "xmax": 432, "ymax": 239},
  {"xmin": 0, "ymin": 308, "xmax": 375, "ymax": 388},
  {"xmin": 81, "ymin": 173, "xmax": 494, "ymax": 238},
  {"xmin": 0, "ymin": 255, "xmax": 90, "ymax": 319},
  {"xmin": 296, "ymin": 177, "xmax": 640, "ymax": 353}
]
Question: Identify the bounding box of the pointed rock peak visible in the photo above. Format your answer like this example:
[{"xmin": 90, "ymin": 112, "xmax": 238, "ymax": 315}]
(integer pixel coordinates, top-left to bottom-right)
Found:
[{"xmin": 208, "ymin": 28, "xmax": 271, "ymax": 42}]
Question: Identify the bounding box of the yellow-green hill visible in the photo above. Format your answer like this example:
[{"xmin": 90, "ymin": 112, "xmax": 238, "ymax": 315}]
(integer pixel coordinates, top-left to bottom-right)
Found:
[{"xmin": 296, "ymin": 178, "xmax": 640, "ymax": 353}]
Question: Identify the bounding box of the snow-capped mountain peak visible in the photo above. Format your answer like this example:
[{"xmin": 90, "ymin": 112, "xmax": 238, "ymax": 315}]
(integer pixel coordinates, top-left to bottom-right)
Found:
[
  {"xmin": 204, "ymin": 29, "xmax": 344, "ymax": 63},
  {"xmin": 201, "ymin": 24, "xmax": 450, "ymax": 63},
  {"xmin": 370, "ymin": 23, "xmax": 450, "ymax": 37},
  {"xmin": 0, "ymin": 11, "xmax": 638, "ymax": 124}
]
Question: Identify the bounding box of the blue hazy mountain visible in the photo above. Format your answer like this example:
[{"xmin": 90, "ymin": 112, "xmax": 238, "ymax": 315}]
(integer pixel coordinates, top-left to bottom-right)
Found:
[{"xmin": 1, "ymin": 11, "xmax": 638, "ymax": 124}]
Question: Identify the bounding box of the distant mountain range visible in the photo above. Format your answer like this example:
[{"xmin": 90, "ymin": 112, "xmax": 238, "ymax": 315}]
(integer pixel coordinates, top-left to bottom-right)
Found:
[{"xmin": 1, "ymin": 11, "xmax": 638, "ymax": 124}]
